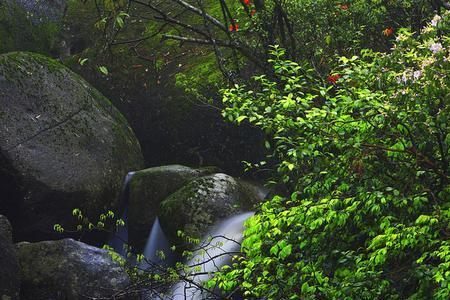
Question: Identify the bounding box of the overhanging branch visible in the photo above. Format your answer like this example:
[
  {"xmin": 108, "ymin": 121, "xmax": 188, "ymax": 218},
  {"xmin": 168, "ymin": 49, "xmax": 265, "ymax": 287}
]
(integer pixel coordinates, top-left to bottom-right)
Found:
[{"xmin": 171, "ymin": 0, "xmax": 227, "ymax": 32}]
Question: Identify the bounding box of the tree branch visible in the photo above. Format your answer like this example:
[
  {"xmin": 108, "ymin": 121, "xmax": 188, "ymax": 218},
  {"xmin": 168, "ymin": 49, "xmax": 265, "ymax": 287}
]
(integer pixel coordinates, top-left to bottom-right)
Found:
[{"xmin": 171, "ymin": 0, "xmax": 227, "ymax": 32}]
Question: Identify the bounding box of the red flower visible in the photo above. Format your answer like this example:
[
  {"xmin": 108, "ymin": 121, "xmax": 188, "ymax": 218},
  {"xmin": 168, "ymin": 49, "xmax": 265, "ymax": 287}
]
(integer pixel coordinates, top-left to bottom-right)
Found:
[
  {"xmin": 229, "ymin": 23, "xmax": 239, "ymax": 32},
  {"xmin": 382, "ymin": 27, "xmax": 394, "ymax": 36},
  {"xmin": 327, "ymin": 74, "xmax": 341, "ymax": 84},
  {"xmin": 340, "ymin": 3, "xmax": 349, "ymax": 10},
  {"xmin": 243, "ymin": 0, "xmax": 251, "ymax": 5},
  {"xmin": 250, "ymin": 9, "xmax": 256, "ymax": 16}
]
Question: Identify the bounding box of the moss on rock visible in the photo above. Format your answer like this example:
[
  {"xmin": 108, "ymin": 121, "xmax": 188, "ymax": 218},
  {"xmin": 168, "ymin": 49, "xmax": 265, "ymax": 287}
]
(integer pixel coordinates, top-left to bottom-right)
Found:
[
  {"xmin": 127, "ymin": 165, "xmax": 218, "ymax": 250},
  {"xmin": 159, "ymin": 173, "xmax": 256, "ymax": 245},
  {"xmin": 17, "ymin": 239, "xmax": 131, "ymax": 300},
  {"xmin": 0, "ymin": 51, "xmax": 144, "ymax": 241}
]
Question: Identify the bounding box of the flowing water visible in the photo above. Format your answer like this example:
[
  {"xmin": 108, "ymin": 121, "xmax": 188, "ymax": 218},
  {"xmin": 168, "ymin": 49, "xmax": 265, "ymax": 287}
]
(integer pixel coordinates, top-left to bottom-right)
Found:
[
  {"xmin": 169, "ymin": 212, "xmax": 254, "ymax": 300},
  {"xmin": 140, "ymin": 216, "xmax": 174, "ymax": 269},
  {"xmin": 108, "ymin": 171, "xmax": 135, "ymax": 257},
  {"xmin": 109, "ymin": 172, "xmax": 267, "ymax": 299}
]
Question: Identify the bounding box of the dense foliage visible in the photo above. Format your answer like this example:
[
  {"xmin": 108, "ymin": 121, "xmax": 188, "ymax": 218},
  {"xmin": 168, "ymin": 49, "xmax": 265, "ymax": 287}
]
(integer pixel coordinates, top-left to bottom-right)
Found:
[
  {"xmin": 92, "ymin": 0, "xmax": 437, "ymax": 81},
  {"xmin": 235, "ymin": 0, "xmax": 436, "ymax": 70},
  {"xmin": 212, "ymin": 12, "xmax": 450, "ymax": 299}
]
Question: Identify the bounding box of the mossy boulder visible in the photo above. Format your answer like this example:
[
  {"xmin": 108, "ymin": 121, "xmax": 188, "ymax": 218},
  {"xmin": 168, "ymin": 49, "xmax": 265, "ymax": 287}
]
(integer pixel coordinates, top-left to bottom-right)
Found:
[
  {"xmin": 159, "ymin": 173, "xmax": 267, "ymax": 244},
  {"xmin": 17, "ymin": 238, "xmax": 131, "ymax": 300},
  {"xmin": 0, "ymin": 215, "xmax": 20, "ymax": 300},
  {"xmin": 128, "ymin": 165, "xmax": 219, "ymax": 250},
  {"xmin": 0, "ymin": 52, "xmax": 144, "ymax": 241}
]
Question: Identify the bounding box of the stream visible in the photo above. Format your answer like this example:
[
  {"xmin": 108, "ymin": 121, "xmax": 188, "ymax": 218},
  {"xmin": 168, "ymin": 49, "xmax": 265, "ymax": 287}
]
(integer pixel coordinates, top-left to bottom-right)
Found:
[{"xmin": 108, "ymin": 172, "xmax": 259, "ymax": 299}]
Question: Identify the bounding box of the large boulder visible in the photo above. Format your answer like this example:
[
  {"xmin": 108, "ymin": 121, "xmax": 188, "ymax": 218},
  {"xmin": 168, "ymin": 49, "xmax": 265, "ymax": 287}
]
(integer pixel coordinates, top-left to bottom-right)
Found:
[
  {"xmin": 159, "ymin": 173, "xmax": 268, "ymax": 244},
  {"xmin": 0, "ymin": 52, "xmax": 144, "ymax": 241},
  {"xmin": 0, "ymin": 215, "xmax": 20, "ymax": 300},
  {"xmin": 17, "ymin": 238, "xmax": 132, "ymax": 300},
  {"xmin": 128, "ymin": 165, "xmax": 219, "ymax": 250}
]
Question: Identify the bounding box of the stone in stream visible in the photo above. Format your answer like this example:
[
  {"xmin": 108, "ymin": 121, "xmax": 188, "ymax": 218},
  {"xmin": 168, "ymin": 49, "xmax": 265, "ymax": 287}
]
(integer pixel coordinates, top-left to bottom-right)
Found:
[
  {"xmin": 0, "ymin": 215, "xmax": 20, "ymax": 300},
  {"xmin": 127, "ymin": 164, "xmax": 220, "ymax": 250},
  {"xmin": 0, "ymin": 52, "xmax": 144, "ymax": 242},
  {"xmin": 159, "ymin": 173, "xmax": 268, "ymax": 245},
  {"xmin": 17, "ymin": 238, "xmax": 133, "ymax": 300}
]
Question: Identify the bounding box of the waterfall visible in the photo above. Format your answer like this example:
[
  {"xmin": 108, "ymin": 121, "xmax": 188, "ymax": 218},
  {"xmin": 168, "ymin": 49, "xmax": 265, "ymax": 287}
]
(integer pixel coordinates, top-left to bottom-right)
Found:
[
  {"xmin": 139, "ymin": 217, "xmax": 174, "ymax": 269},
  {"xmin": 108, "ymin": 171, "xmax": 135, "ymax": 257},
  {"xmin": 108, "ymin": 171, "xmax": 263, "ymax": 299},
  {"xmin": 169, "ymin": 212, "xmax": 254, "ymax": 300}
]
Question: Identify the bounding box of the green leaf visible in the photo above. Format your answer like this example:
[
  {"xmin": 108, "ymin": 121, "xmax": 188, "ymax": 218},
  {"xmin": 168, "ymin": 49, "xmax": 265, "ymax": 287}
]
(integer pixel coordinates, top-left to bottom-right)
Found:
[
  {"xmin": 98, "ymin": 66, "xmax": 109, "ymax": 75},
  {"xmin": 78, "ymin": 58, "xmax": 88, "ymax": 66},
  {"xmin": 236, "ymin": 115, "xmax": 247, "ymax": 123},
  {"xmin": 279, "ymin": 244, "xmax": 292, "ymax": 259},
  {"xmin": 270, "ymin": 244, "xmax": 279, "ymax": 256}
]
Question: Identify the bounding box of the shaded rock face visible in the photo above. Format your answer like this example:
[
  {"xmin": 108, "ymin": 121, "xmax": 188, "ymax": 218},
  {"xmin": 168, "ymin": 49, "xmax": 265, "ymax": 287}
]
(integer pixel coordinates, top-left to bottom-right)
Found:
[
  {"xmin": 159, "ymin": 173, "xmax": 267, "ymax": 243},
  {"xmin": 0, "ymin": 52, "xmax": 144, "ymax": 241},
  {"xmin": 0, "ymin": 215, "xmax": 20, "ymax": 300},
  {"xmin": 128, "ymin": 165, "xmax": 219, "ymax": 250},
  {"xmin": 0, "ymin": 214, "xmax": 13, "ymax": 242},
  {"xmin": 17, "ymin": 238, "xmax": 131, "ymax": 300}
]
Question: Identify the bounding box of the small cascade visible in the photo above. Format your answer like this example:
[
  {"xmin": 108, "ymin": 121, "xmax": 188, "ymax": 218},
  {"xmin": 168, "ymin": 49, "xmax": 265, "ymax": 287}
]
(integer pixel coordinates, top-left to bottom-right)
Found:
[
  {"xmin": 169, "ymin": 212, "xmax": 254, "ymax": 300},
  {"xmin": 107, "ymin": 171, "xmax": 264, "ymax": 299},
  {"xmin": 108, "ymin": 171, "xmax": 135, "ymax": 256},
  {"xmin": 139, "ymin": 217, "xmax": 174, "ymax": 269}
]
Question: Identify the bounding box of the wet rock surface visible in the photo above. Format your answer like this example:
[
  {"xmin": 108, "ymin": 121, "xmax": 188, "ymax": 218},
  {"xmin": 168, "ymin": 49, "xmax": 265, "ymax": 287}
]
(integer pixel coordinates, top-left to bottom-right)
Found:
[
  {"xmin": 0, "ymin": 215, "xmax": 20, "ymax": 300},
  {"xmin": 159, "ymin": 173, "xmax": 267, "ymax": 243},
  {"xmin": 17, "ymin": 238, "xmax": 132, "ymax": 300}
]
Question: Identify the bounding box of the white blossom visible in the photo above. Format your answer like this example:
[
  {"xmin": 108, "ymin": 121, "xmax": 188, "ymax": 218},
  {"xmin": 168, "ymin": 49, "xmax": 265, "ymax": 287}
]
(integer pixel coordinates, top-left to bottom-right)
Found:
[
  {"xmin": 431, "ymin": 15, "xmax": 442, "ymax": 27},
  {"xmin": 402, "ymin": 74, "xmax": 408, "ymax": 83},
  {"xmin": 421, "ymin": 57, "xmax": 436, "ymax": 68},
  {"xmin": 429, "ymin": 42, "xmax": 443, "ymax": 53},
  {"xmin": 413, "ymin": 70, "xmax": 422, "ymax": 80}
]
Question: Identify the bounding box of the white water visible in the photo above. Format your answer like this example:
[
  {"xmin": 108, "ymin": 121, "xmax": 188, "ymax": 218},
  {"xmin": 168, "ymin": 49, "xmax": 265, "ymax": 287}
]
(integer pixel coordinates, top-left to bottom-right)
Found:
[
  {"xmin": 108, "ymin": 172, "xmax": 267, "ymax": 299},
  {"xmin": 108, "ymin": 171, "xmax": 135, "ymax": 257},
  {"xmin": 140, "ymin": 217, "xmax": 173, "ymax": 269},
  {"xmin": 169, "ymin": 212, "xmax": 254, "ymax": 300}
]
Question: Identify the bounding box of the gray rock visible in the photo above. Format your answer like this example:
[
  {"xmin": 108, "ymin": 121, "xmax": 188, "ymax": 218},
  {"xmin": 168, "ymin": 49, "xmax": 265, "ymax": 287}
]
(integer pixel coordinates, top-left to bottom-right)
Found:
[
  {"xmin": 0, "ymin": 214, "xmax": 13, "ymax": 242},
  {"xmin": 0, "ymin": 52, "xmax": 144, "ymax": 241},
  {"xmin": 128, "ymin": 165, "xmax": 218, "ymax": 250},
  {"xmin": 0, "ymin": 215, "xmax": 20, "ymax": 300},
  {"xmin": 159, "ymin": 173, "xmax": 265, "ymax": 243},
  {"xmin": 17, "ymin": 238, "xmax": 132, "ymax": 300}
]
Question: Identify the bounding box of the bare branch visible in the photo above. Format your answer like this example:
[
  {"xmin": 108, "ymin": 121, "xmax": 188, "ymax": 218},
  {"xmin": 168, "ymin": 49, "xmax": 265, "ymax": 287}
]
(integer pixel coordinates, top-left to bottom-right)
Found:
[
  {"xmin": 171, "ymin": 0, "xmax": 227, "ymax": 32},
  {"xmin": 162, "ymin": 34, "xmax": 233, "ymax": 47}
]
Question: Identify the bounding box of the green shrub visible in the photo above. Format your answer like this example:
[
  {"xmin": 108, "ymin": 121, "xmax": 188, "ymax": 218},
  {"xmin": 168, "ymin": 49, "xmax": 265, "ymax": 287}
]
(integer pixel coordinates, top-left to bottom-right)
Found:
[{"xmin": 213, "ymin": 12, "xmax": 450, "ymax": 299}]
